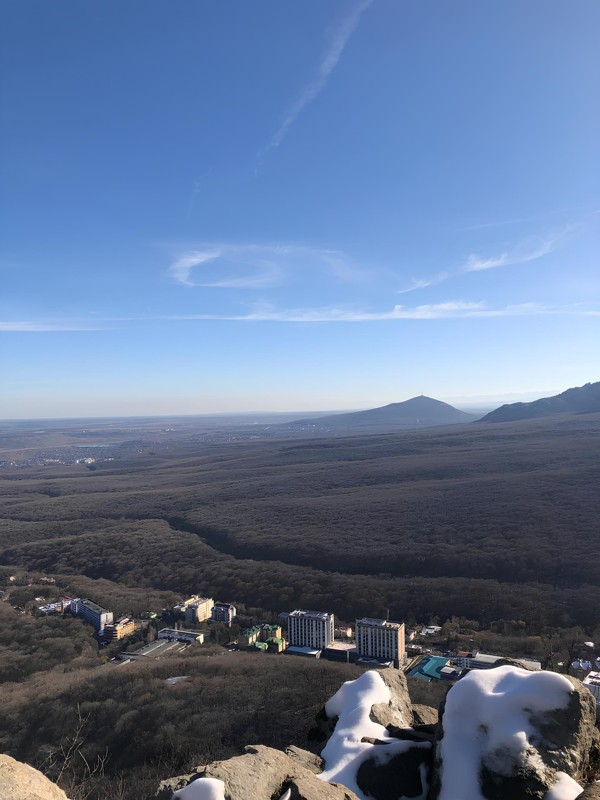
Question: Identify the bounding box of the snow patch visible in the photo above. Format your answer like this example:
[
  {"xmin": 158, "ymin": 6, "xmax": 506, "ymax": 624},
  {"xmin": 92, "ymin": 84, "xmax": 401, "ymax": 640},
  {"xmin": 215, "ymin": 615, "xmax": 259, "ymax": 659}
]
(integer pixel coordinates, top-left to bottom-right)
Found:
[
  {"xmin": 545, "ymin": 771, "xmax": 585, "ymax": 800},
  {"xmin": 438, "ymin": 665, "xmax": 581, "ymax": 800},
  {"xmin": 318, "ymin": 670, "xmax": 430, "ymax": 800},
  {"xmin": 173, "ymin": 777, "xmax": 225, "ymax": 799}
]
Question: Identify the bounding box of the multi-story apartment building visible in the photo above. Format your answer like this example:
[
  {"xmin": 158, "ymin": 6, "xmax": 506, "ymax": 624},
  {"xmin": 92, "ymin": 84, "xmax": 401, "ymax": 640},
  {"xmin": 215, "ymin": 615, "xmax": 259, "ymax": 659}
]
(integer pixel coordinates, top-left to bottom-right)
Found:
[
  {"xmin": 184, "ymin": 596, "xmax": 214, "ymax": 624},
  {"xmin": 288, "ymin": 610, "xmax": 334, "ymax": 650},
  {"xmin": 211, "ymin": 602, "xmax": 237, "ymax": 626},
  {"xmin": 104, "ymin": 618, "xmax": 135, "ymax": 641},
  {"xmin": 73, "ymin": 598, "xmax": 113, "ymax": 632},
  {"xmin": 355, "ymin": 618, "xmax": 405, "ymax": 664}
]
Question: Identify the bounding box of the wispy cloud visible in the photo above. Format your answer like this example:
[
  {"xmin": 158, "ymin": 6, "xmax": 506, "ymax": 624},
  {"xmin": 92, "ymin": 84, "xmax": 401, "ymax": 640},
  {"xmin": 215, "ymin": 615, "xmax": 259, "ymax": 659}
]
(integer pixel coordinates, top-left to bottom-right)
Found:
[
  {"xmin": 168, "ymin": 243, "xmax": 369, "ymax": 289},
  {"xmin": 169, "ymin": 250, "xmax": 223, "ymax": 287},
  {"xmin": 165, "ymin": 300, "xmax": 597, "ymax": 323},
  {"xmin": 462, "ymin": 239, "xmax": 555, "ymax": 273},
  {"xmin": 5, "ymin": 300, "xmax": 598, "ymax": 332},
  {"xmin": 259, "ymin": 0, "xmax": 374, "ymax": 159},
  {"xmin": 0, "ymin": 321, "xmax": 102, "ymax": 332},
  {"xmin": 397, "ymin": 273, "xmax": 449, "ymax": 294},
  {"xmin": 400, "ymin": 225, "xmax": 575, "ymax": 290}
]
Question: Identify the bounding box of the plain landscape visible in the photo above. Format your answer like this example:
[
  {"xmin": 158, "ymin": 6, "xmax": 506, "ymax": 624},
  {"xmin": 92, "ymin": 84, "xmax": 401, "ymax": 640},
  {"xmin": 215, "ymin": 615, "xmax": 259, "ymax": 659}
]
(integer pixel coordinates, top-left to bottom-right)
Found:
[{"xmin": 1, "ymin": 386, "xmax": 600, "ymax": 798}]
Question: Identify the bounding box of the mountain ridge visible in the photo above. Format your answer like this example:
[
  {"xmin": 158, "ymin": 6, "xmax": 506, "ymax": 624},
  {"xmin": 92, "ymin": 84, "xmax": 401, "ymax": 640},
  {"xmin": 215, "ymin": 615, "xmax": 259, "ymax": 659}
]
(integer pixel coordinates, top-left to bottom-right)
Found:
[{"xmin": 481, "ymin": 381, "xmax": 600, "ymax": 423}]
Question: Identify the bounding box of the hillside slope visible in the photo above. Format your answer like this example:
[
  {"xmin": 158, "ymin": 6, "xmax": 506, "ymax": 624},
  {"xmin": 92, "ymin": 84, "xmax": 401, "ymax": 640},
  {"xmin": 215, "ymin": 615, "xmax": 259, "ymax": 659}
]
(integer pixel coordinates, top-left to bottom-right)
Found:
[{"xmin": 482, "ymin": 381, "xmax": 600, "ymax": 423}]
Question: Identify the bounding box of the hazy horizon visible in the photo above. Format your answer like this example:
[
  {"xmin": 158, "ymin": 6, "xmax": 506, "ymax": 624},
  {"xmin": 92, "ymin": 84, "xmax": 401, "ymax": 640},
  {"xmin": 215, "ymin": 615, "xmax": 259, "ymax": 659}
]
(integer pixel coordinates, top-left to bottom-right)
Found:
[{"xmin": 0, "ymin": 386, "xmax": 576, "ymax": 422}]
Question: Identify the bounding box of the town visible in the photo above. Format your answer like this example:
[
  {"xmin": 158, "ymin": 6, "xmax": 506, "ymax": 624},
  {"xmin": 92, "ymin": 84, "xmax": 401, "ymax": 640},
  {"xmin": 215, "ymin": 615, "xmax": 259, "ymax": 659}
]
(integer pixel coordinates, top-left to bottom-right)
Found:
[{"xmin": 22, "ymin": 576, "xmax": 600, "ymax": 709}]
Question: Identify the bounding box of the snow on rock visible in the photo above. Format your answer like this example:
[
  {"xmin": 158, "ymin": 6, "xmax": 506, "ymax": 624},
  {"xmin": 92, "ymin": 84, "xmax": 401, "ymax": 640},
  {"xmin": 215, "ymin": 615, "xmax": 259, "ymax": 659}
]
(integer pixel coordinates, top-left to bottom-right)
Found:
[
  {"xmin": 318, "ymin": 670, "xmax": 430, "ymax": 800},
  {"xmin": 435, "ymin": 665, "xmax": 584, "ymax": 800},
  {"xmin": 173, "ymin": 777, "xmax": 225, "ymax": 800},
  {"xmin": 545, "ymin": 772, "xmax": 585, "ymax": 800}
]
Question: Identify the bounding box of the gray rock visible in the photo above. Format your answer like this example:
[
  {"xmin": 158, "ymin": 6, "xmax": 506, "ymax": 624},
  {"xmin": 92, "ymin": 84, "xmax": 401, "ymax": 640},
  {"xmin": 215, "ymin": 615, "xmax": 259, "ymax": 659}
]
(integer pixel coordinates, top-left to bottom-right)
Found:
[
  {"xmin": 430, "ymin": 667, "xmax": 598, "ymax": 800},
  {"xmin": 284, "ymin": 746, "xmax": 324, "ymax": 774},
  {"xmin": 577, "ymin": 783, "xmax": 600, "ymax": 799},
  {"xmin": 308, "ymin": 669, "xmax": 414, "ymax": 754},
  {"xmin": 411, "ymin": 704, "xmax": 439, "ymax": 727},
  {"xmin": 165, "ymin": 745, "xmax": 360, "ymax": 800},
  {"xmin": 0, "ymin": 755, "xmax": 69, "ymax": 800},
  {"xmin": 370, "ymin": 670, "xmax": 414, "ymax": 730},
  {"xmin": 356, "ymin": 741, "xmax": 432, "ymax": 800}
]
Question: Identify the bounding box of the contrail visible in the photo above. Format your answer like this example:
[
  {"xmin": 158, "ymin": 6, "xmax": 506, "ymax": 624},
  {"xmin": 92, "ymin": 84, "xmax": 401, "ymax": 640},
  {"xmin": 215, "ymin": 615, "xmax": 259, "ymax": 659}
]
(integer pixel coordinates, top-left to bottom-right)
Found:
[{"xmin": 259, "ymin": 0, "xmax": 374, "ymax": 160}]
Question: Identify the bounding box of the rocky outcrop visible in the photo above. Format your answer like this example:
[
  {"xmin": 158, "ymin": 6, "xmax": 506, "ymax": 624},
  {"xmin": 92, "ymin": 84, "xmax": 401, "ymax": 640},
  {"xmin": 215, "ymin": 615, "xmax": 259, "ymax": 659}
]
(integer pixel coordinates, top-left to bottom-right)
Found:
[
  {"xmin": 160, "ymin": 665, "xmax": 600, "ymax": 800},
  {"xmin": 430, "ymin": 665, "xmax": 597, "ymax": 800},
  {"xmin": 307, "ymin": 667, "xmax": 414, "ymax": 752},
  {"xmin": 411, "ymin": 704, "xmax": 439, "ymax": 727},
  {"xmin": 355, "ymin": 740, "xmax": 431, "ymax": 800},
  {"xmin": 3, "ymin": 666, "xmax": 600, "ymax": 800},
  {"xmin": 0, "ymin": 754, "xmax": 69, "ymax": 800},
  {"xmin": 157, "ymin": 745, "xmax": 360, "ymax": 800},
  {"xmin": 370, "ymin": 669, "xmax": 414, "ymax": 729},
  {"xmin": 577, "ymin": 784, "xmax": 600, "ymax": 799}
]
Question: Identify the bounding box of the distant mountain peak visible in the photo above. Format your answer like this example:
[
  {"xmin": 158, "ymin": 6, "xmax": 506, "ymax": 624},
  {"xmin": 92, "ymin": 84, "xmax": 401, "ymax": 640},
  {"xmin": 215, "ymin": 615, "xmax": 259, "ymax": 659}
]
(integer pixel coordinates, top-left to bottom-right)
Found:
[{"xmin": 288, "ymin": 395, "xmax": 478, "ymax": 432}]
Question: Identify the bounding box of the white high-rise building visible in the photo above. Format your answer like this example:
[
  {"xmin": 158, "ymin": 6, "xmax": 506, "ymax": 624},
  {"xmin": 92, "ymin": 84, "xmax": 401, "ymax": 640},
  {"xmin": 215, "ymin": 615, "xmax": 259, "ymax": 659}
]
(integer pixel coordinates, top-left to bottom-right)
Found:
[
  {"xmin": 288, "ymin": 610, "xmax": 334, "ymax": 650},
  {"xmin": 73, "ymin": 598, "xmax": 113, "ymax": 632},
  {"xmin": 356, "ymin": 618, "xmax": 405, "ymax": 664}
]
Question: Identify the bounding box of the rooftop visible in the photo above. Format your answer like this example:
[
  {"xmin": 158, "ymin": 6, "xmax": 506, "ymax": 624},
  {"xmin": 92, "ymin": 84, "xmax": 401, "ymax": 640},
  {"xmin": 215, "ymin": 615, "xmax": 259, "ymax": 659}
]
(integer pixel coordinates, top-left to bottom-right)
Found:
[
  {"xmin": 289, "ymin": 610, "xmax": 332, "ymax": 620},
  {"xmin": 470, "ymin": 654, "xmax": 502, "ymax": 665},
  {"xmin": 584, "ymin": 671, "xmax": 600, "ymax": 687},
  {"xmin": 79, "ymin": 598, "xmax": 110, "ymax": 615},
  {"xmin": 357, "ymin": 617, "xmax": 403, "ymax": 629}
]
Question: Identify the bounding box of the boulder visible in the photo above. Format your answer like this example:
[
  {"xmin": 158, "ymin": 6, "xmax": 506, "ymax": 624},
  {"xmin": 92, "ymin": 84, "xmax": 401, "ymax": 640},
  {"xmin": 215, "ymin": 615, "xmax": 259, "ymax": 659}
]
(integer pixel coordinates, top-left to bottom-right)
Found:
[
  {"xmin": 308, "ymin": 669, "xmax": 413, "ymax": 752},
  {"xmin": 356, "ymin": 740, "xmax": 432, "ymax": 800},
  {"xmin": 162, "ymin": 745, "xmax": 360, "ymax": 800},
  {"xmin": 284, "ymin": 746, "xmax": 324, "ymax": 774},
  {"xmin": 577, "ymin": 784, "xmax": 600, "ymax": 799},
  {"xmin": 411, "ymin": 704, "xmax": 439, "ymax": 727},
  {"xmin": 0, "ymin": 755, "xmax": 69, "ymax": 800},
  {"xmin": 430, "ymin": 666, "xmax": 597, "ymax": 800},
  {"xmin": 370, "ymin": 669, "xmax": 414, "ymax": 730}
]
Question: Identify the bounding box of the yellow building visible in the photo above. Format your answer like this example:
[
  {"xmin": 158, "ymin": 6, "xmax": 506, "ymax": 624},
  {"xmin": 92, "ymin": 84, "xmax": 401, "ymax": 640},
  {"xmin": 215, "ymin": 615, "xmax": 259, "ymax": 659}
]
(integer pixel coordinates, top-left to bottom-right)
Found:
[
  {"xmin": 184, "ymin": 596, "xmax": 215, "ymax": 623},
  {"xmin": 104, "ymin": 618, "xmax": 135, "ymax": 641}
]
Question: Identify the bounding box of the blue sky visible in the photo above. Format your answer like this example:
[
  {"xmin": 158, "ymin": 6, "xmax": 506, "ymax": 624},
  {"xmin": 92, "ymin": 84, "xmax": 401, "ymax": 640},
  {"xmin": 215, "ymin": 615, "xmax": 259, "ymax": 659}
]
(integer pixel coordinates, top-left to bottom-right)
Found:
[{"xmin": 1, "ymin": 0, "xmax": 599, "ymax": 418}]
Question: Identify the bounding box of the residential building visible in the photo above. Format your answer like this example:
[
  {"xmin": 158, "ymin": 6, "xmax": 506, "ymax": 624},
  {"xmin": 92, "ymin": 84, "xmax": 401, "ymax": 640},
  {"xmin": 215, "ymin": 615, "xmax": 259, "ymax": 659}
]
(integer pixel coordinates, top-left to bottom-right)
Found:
[
  {"xmin": 239, "ymin": 626, "xmax": 261, "ymax": 647},
  {"xmin": 266, "ymin": 637, "xmax": 285, "ymax": 654},
  {"xmin": 356, "ymin": 618, "xmax": 405, "ymax": 665},
  {"xmin": 455, "ymin": 651, "xmax": 502, "ymax": 670},
  {"xmin": 104, "ymin": 618, "xmax": 135, "ymax": 641},
  {"xmin": 288, "ymin": 610, "xmax": 334, "ymax": 650},
  {"xmin": 211, "ymin": 602, "xmax": 237, "ymax": 626},
  {"xmin": 239, "ymin": 624, "xmax": 284, "ymax": 649},
  {"xmin": 583, "ymin": 672, "xmax": 600, "ymax": 707},
  {"xmin": 184, "ymin": 596, "xmax": 214, "ymax": 624},
  {"xmin": 73, "ymin": 598, "xmax": 113, "ymax": 632}
]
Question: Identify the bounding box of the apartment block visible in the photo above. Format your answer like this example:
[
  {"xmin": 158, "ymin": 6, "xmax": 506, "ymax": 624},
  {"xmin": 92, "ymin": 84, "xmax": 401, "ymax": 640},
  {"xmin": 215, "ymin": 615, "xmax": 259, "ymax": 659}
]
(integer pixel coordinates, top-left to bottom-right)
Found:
[
  {"xmin": 73, "ymin": 598, "xmax": 113, "ymax": 632},
  {"xmin": 104, "ymin": 618, "xmax": 135, "ymax": 641},
  {"xmin": 184, "ymin": 596, "xmax": 215, "ymax": 624},
  {"xmin": 211, "ymin": 602, "xmax": 237, "ymax": 626},
  {"xmin": 356, "ymin": 618, "xmax": 405, "ymax": 664},
  {"xmin": 288, "ymin": 610, "xmax": 334, "ymax": 650},
  {"xmin": 239, "ymin": 623, "xmax": 283, "ymax": 648}
]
